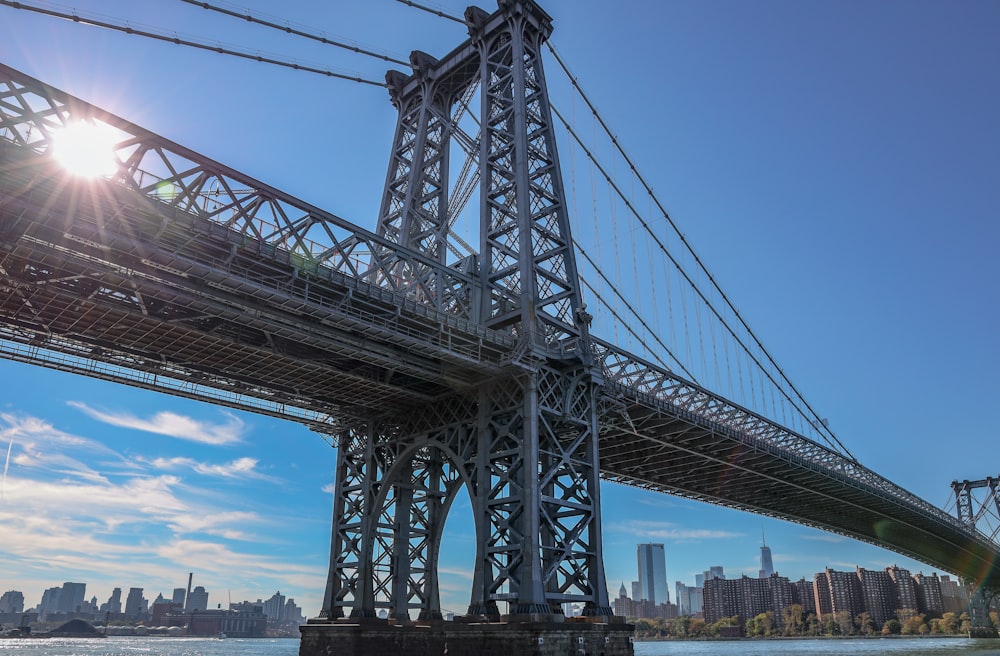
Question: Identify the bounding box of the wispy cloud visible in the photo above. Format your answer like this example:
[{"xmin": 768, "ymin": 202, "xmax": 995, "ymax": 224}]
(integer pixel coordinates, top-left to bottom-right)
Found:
[
  {"xmin": 636, "ymin": 497, "xmax": 679, "ymax": 510},
  {"xmin": 146, "ymin": 455, "xmax": 273, "ymax": 481},
  {"xmin": 607, "ymin": 519, "xmax": 744, "ymax": 541},
  {"xmin": 0, "ymin": 412, "xmax": 130, "ymax": 484},
  {"xmin": 801, "ymin": 533, "xmax": 846, "ymax": 544},
  {"xmin": 68, "ymin": 402, "xmax": 245, "ymax": 445}
]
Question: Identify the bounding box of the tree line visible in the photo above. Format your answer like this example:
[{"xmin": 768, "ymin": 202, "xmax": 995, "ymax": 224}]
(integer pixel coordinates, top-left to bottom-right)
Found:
[{"xmin": 631, "ymin": 607, "xmax": 1000, "ymax": 639}]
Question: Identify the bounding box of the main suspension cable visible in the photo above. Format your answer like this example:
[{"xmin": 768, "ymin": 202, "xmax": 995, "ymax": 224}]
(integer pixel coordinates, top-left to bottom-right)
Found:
[
  {"xmin": 179, "ymin": 0, "xmax": 410, "ymax": 67},
  {"xmin": 393, "ymin": 0, "xmax": 465, "ymax": 24},
  {"xmin": 551, "ymin": 100, "xmax": 853, "ymax": 459},
  {"xmin": 547, "ymin": 42, "xmax": 856, "ymax": 460},
  {"xmin": 0, "ymin": 0, "xmax": 386, "ymax": 87}
]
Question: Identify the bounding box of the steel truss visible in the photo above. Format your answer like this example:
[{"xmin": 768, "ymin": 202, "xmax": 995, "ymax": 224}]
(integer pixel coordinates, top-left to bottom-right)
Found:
[
  {"xmin": 952, "ymin": 477, "xmax": 1000, "ymax": 634},
  {"xmin": 340, "ymin": 0, "xmax": 609, "ymax": 621}
]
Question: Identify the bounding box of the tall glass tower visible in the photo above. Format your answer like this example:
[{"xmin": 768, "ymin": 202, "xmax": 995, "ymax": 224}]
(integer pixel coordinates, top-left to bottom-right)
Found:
[
  {"xmin": 759, "ymin": 531, "xmax": 774, "ymax": 578},
  {"xmin": 636, "ymin": 543, "xmax": 669, "ymax": 604}
]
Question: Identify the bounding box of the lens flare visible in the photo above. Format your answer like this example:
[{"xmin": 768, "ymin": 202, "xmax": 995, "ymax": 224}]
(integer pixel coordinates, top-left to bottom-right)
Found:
[{"xmin": 51, "ymin": 120, "xmax": 119, "ymax": 178}]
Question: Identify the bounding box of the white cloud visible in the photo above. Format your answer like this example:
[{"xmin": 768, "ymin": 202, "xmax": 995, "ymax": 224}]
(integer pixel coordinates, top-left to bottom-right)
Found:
[
  {"xmin": 607, "ymin": 519, "xmax": 744, "ymax": 541},
  {"xmin": 801, "ymin": 533, "xmax": 846, "ymax": 544},
  {"xmin": 67, "ymin": 401, "xmax": 246, "ymax": 445},
  {"xmin": 146, "ymin": 455, "xmax": 273, "ymax": 481},
  {"xmin": 0, "ymin": 412, "xmax": 132, "ymax": 485}
]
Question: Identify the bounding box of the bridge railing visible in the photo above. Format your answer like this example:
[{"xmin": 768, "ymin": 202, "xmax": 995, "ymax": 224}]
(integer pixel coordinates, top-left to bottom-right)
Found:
[
  {"xmin": 593, "ymin": 338, "xmax": 975, "ymax": 537},
  {"xmin": 0, "ymin": 62, "xmax": 480, "ymax": 324}
]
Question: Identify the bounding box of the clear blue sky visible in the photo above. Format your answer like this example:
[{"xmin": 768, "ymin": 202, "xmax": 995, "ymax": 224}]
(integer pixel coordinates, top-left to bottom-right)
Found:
[{"xmin": 1, "ymin": 0, "xmax": 998, "ymax": 617}]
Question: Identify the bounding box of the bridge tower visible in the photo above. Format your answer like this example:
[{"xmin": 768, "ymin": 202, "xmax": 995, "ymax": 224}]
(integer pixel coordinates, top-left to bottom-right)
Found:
[
  {"xmin": 301, "ymin": 1, "xmax": 630, "ymax": 654},
  {"xmin": 952, "ymin": 477, "xmax": 1000, "ymax": 638}
]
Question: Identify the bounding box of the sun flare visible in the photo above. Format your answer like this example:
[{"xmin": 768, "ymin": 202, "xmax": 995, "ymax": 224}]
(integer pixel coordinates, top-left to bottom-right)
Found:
[{"xmin": 50, "ymin": 120, "xmax": 120, "ymax": 178}]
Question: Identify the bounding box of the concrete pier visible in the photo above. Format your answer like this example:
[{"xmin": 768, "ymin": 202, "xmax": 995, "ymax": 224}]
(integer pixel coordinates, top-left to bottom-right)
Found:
[{"xmin": 299, "ymin": 617, "xmax": 634, "ymax": 656}]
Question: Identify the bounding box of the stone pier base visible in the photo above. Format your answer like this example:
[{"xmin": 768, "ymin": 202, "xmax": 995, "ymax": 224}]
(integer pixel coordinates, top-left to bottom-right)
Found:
[
  {"xmin": 299, "ymin": 617, "xmax": 634, "ymax": 656},
  {"xmin": 969, "ymin": 626, "xmax": 999, "ymax": 639}
]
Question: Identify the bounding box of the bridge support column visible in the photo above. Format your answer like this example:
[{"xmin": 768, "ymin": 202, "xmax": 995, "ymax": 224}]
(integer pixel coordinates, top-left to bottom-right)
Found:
[{"xmin": 967, "ymin": 584, "xmax": 998, "ymax": 639}]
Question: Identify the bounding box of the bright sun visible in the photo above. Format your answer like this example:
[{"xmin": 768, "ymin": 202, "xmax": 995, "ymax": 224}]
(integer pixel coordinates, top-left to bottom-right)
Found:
[{"xmin": 50, "ymin": 120, "xmax": 120, "ymax": 178}]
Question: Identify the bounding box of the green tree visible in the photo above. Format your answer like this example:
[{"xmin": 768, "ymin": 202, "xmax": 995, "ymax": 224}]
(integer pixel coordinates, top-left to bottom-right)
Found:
[
  {"xmin": 664, "ymin": 615, "xmax": 691, "ymax": 638},
  {"xmin": 688, "ymin": 618, "xmax": 708, "ymax": 637},
  {"xmin": 781, "ymin": 604, "xmax": 804, "ymax": 636},
  {"xmin": 901, "ymin": 613, "xmax": 928, "ymax": 635},
  {"xmin": 883, "ymin": 618, "xmax": 901, "ymax": 635},
  {"xmin": 939, "ymin": 611, "xmax": 960, "ymax": 634},
  {"xmin": 854, "ymin": 612, "xmax": 876, "ymax": 636},
  {"xmin": 708, "ymin": 616, "xmax": 740, "ymax": 637},
  {"xmin": 833, "ymin": 610, "xmax": 854, "ymax": 636},
  {"xmin": 633, "ymin": 618, "xmax": 654, "ymax": 638},
  {"xmin": 745, "ymin": 612, "xmax": 776, "ymax": 637}
]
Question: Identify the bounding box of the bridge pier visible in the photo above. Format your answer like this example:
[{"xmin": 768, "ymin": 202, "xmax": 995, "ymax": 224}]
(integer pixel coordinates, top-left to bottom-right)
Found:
[
  {"xmin": 967, "ymin": 585, "xmax": 998, "ymax": 639},
  {"xmin": 299, "ymin": 618, "xmax": 634, "ymax": 656}
]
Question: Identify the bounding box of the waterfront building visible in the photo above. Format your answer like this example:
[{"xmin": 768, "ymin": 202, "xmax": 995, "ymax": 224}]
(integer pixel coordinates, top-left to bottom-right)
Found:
[
  {"xmin": 791, "ymin": 578, "xmax": 815, "ymax": 614},
  {"xmin": 939, "ymin": 575, "xmax": 970, "ymax": 614},
  {"xmin": 284, "ymin": 598, "xmax": 304, "ymax": 624},
  {"xmin": 856, "ymin": 567, "xmax": 895, "ymax": 624},
  {"xmin": 185, "ymin": 585, "xmax": 209, "ymax": 612},
  {"xmin": 611, "ymin": 582, "xmax": 676, "ymax": 620},
  {"xmin": 913, "ymin": 572, "xmax": 944, "ymax": 615},
  {"xmin": 171, "ymin": 587, "xmax": 186, "ymax": 606},
  {"xmin": 703, "ymin": 573, "xmax": 793, "ymax": 627},
  {"xmin": 263, "ymin": 591, "xmax": 287, "ymax": 622},
  {"xmin": 165, "ymin": 607, "xmax": 266, "ymax": 637},
  {"xmin": 885, "ymin": 565, "xmax": 918, "ymax": 610},
  {"xmin": 637, "ymin": 543, "xmax": 669, "ymax": 604},
  {"xmin": 813, "ymin": 568, "xmax": 863, "ymax": 620}
]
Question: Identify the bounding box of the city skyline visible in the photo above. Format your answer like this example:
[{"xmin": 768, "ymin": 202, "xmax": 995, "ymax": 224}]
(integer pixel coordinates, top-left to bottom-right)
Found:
[
  {"xmin": 2, "ymin": 577, "xmax": 304, "ymax": 622},
  {"xmin": 1, "ymin": 0, "xmax": 997, "ymax": 618}
]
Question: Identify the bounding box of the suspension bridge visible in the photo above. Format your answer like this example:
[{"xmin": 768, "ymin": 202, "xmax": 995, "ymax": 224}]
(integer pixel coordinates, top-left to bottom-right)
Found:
[{"xmin": 1, "ymin": 0, "xmax": 998, "ymax": 654}]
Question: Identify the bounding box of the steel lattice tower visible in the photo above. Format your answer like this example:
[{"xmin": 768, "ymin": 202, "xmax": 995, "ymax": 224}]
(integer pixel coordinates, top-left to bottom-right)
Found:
[
  {"xmin": 317, "ymin": 0, "xmax": 612, "ymax": 626},
  {"xmin": 952, "ymin": 477, "xmax": 1000, "ymax": 638}
]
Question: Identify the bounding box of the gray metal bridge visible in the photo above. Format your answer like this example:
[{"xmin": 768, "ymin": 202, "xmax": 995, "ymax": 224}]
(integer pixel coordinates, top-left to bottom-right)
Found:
[{"xmin": 1, "ymin": 1, "xmax": 998, "ymax": 651}]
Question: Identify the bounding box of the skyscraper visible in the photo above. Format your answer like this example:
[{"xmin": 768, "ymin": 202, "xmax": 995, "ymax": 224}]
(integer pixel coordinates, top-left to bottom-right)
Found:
[
  {"xmin": 124, "ymin": 588, "xmax": 145, "ymax": 620},
  {"xmin": 636, "ymin": 543, "xmax": 668, "ymax": 605},
  {"xmin": 0, "ymin": 591, "xmax": 24, "ymax": 614},
  {"xmin": 106, "ymin": 588, "xmax": 122, "ymax": 614},
  {"xmin": 759, "ymin": 531, "xmax": 774, "ymax": 578},
  {"xmin": 186, "ymin": 585, "xmax": 209, "ymax": 612},
  {"xmin": 58, "ymin": 582, "xmax": 86, "ymax": 613}
]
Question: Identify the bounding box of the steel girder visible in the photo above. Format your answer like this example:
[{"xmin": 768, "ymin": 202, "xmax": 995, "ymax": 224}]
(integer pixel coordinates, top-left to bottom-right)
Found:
[
  {"xmin": 0, "ymin": 64, "xmax": 515, "ymax": 429},
  {"xmin": 0, "ymin": 62, "xmax": 481, "ymax": 323},
  {"xmin": 594, "ymin": 340, "xmax": 1000, "ymax": 590},
  {"xmin": 331, "ymin": 0, "xmax": 609, "ymax": 620}
]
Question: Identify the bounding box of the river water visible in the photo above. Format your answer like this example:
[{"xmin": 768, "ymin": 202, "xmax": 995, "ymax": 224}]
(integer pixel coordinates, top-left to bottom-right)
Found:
[{"xmin": 2, "ymin": 637, "xmax": 1000, "ymax": 655}]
